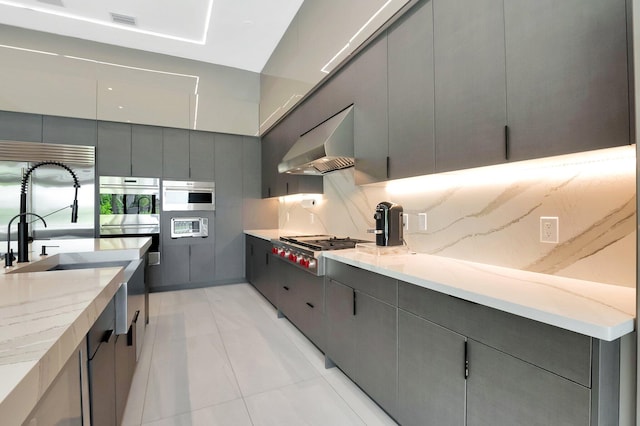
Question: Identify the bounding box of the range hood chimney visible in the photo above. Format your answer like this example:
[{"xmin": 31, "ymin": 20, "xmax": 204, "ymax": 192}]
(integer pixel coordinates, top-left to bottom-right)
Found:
[{"xmin": 278, "ymin": 105, "xmax": 354, "ymax": 175}]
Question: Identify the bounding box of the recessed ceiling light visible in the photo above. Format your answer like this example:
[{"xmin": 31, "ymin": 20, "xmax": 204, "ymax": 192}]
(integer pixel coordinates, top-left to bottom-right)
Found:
[
  {"xmin": 118, "ymin": 106, "xmax": 124, "ymax": 109},
  {"xmin": 107, "ymin": 87, "xmax": 113, "ymax": 91}
]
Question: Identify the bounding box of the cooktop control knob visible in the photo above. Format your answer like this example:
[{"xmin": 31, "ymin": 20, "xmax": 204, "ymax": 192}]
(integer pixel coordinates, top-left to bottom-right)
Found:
[{"xmin": 308, "ymin": 259, "xmax": 316, "ymax": 269}]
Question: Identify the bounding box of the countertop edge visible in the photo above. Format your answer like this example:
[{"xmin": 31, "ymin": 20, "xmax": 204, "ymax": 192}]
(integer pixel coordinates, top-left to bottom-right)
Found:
[{"xmin": 322, "ymin": 251, "xmax": 635, "ymax": 341}]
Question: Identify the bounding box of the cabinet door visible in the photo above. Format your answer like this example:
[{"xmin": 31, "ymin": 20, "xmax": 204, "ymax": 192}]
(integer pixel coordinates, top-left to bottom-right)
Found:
[
  {"xmin": 215, "ymin": 134, "xmax": 242, "ymax": 207},
  {"xmin": 388, "ymin": 0, "xmax": 436, "ymax": 179},
  {"xmin": 325, "ymin": 278, "xmax": 357, "ymax": 378},
  {"xmin": 190, "ymin": 131, "xmax": 215, "ymax": 181},
  {"xmin": 189, "ymin": 243, "xmax": 215, "ymax": 284},
  {"xmin": 0, "ymin": 110, "xmax": 42, "ymax": 142},
  {"xmin": 97, "ymin": 121, "xmax": 131, "ymax": 176},
  {"xmin": 261, "ymin": 128, "xmax": 283, "ymax": 198},
  {"xmin": 466, "ymin": 340, "xmax": 590, "ymax": 426},
  {"xmin": 504, "ymin": 0, "xmax": 629, "ymax": 161},
  {"xmin": 245, "ymin": 235, "xmax": 255, "ymax": 284},
  {"xmin": 354, "ymin": 36, "xmax": 389, "ymax": 185},
  {"xmin": 131, "ymin": 125, "xmax": 162, "ymax": 177},
  {"xmin": 433, "ymin": 0, "xmax": 508, "ymax": 172},
  {"xmin": 161, "ymin": 245, "xmax": 190, "ymax": 286},
  {"xmin": 162, "ymin": 128, "xmax": 190, "ymax": 179},
  {"xmin": 398, "ymin": 310, "xmax": 466, "ymax": 426},
  {"xmin": 353, "ymin": 291, "xmax": 398, "ymax": 417},
  {"xmin": 43, "ymin": 116, "xmax": 97, "ymax": 146},
  {"xmin": 215, "ymin": 207, "xmax": 243, "ymax": 280},
  {"xmin": 89, "ymin": 337, "xmax": 116, "ymax": 426}
]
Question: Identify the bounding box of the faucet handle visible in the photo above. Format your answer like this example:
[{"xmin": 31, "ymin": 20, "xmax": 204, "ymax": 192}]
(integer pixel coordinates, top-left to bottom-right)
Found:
[
  {"xmin": 5, "ymin": 249, "xmax": 15, "ymax": 267},
  {"xmin": 41, "ymin": 245, "xmax": 59, "ymax": 256}
]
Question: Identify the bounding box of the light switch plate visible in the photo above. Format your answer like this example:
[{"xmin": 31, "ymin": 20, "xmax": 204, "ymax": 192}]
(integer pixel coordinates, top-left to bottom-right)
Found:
[
  {"xmin": 540, "ymin": 216, "xmax": 559, "ymax": 243},
  {"xmin": 418, "ymin": 213, "xmax": 427, "ymax": 231}
]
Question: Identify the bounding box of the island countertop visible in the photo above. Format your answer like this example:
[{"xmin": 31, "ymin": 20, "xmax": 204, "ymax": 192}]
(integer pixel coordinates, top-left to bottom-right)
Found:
[{"xmin": 0, "ymin": 237, "xmax": 151, "ymax": 425}]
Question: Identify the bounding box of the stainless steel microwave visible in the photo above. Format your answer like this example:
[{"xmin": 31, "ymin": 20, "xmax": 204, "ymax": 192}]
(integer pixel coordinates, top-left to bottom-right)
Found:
[
  {"xmin": 162, "ymin": 180, "xmax": 215, "ymax": 211},
  {"xmin": 170, "ymin": 217, "xmax": 209, "ymax": 238}
]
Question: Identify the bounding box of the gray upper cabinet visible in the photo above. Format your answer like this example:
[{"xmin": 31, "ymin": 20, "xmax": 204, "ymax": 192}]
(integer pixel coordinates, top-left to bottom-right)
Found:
[
  {"xmin": 433, "ymin": 0, "xmax": 508, "ymax": 172},
  {"xmin": 243, "ymin": 136, "xmax": 261, "ymax": 199},
  {"xmin": 466, "ymin": 340, "xmax": 590, "ymax": 426},
  {"xmin": 261, "ymin": 123, "xmax": 286, "ymax": 198},
  {"xmin": 162, "ymin": 128, "xmax": 190, "ymax": 179},
  {"xmin": 299, "ymin": 61, "xmax": 357, "ymax": 133},
  {"xmin": 131, "ymin": 125, "xmax": 162, "ymax": 177},
  {"xmin": 215, "ymin": 134, "xmax": 242, "ymax": 207},
  {"xmin": 97, "ymin": 121, "xmax": 132, "ymax": 177},
  {"xmin": 504, "ymin": 0, "xmax": 630, "ymax": 161},
  {"xmin": 0, "ymin": 111, "xmax": 42, "ymax": 142},
  {"xmin": 43, "ymin": 116, "xmax": 97, "ymax": 146},
  {"xmin": 189, "ymin": 131, "xmax": 215, "ymax": 181},
  {"xmin": 388, "ymin": 0, "xmax": 436, "ymax": 180},
  {"xmin": 354, "ymin": 35, "xmax": 389, "ymax": 185}
]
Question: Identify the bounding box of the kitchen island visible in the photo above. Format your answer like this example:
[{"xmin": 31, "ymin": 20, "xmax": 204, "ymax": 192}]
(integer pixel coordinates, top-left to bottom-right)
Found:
[{"xmin": 0, "ymin": 237, "xmax": 151, "ymax": 425}]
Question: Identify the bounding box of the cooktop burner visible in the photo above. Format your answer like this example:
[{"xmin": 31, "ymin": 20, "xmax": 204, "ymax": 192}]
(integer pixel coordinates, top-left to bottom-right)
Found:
[{"xmin": 279, "ymin": 235, "xmax": 369, "ymax": 251}]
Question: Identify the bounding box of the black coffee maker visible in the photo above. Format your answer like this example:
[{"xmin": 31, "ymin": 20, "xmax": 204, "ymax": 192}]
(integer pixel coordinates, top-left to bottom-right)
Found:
[{"xmin": 374, "ymin": 202, "xmax": 403, "ymax": 246}]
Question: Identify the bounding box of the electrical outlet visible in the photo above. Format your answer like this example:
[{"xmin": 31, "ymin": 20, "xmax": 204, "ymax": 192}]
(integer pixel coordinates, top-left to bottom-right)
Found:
[
  {"xmin": 403, "ymin": 213, "xmax": 409, "ymax": 231},
  {"xmin": 418, "ymin": 213, "xmax": 427, "ymax": 231},
  {"xmin": 540, "ymin": 217, "xmax": 559, "ymax": 243}
]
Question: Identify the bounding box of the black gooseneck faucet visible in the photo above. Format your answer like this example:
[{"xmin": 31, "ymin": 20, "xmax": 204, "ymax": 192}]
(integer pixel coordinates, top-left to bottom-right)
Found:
[
  {"xmin": 16, "ymin": 161, "xmax": 80, "ymax": 263},
  {"xmin": 5, "ymin": 212, "xmax": 47, "ymax": 267}
]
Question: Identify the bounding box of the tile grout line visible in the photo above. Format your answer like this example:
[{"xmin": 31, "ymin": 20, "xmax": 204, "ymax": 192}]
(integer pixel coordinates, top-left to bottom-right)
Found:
[{"xmin": 204, "ymin": 286, "xmax": 258, "ymax": 426}]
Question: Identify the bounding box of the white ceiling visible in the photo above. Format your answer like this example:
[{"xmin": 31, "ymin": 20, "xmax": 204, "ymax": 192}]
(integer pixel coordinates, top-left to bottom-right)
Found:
[{"xmin": 0, "ymin": 0, "xmax": 304, "ymax": 73}]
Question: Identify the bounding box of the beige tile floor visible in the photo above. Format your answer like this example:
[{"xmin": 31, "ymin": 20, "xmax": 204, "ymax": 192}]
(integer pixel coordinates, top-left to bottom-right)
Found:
[{"xmin": 121, "ymin": 283, "xmax": 397, "ymax": 425}]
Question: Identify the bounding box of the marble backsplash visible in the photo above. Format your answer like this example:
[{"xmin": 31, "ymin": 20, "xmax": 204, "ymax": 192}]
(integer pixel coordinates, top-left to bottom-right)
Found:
[{"xmin": 278, "ymin": 146, "xmax": 637, "ymax": 287}]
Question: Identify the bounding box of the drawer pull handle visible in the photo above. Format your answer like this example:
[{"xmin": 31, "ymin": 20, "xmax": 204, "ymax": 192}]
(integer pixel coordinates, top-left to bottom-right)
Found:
[
  {"xmin": 101, "ymin": 329, "xmax": 113, "ymax": 343},
  {"xmin": 306, "ymin": 302, "xmax": 314, "ymax": 309},
  {"xmin": 283, "ymin": 286, "xmax": 290, "ymax": 291}
]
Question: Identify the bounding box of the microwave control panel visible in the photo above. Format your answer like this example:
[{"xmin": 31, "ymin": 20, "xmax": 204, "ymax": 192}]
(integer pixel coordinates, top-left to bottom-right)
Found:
[{"xmin": 170, "ymin": 217, "xmax": 208, "ymax": 238}]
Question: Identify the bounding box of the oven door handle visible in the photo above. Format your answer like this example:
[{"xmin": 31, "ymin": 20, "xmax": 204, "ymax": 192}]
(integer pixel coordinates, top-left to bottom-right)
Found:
[{"xmin": 100, "ymin": 224, "xmax": 159, "ymax": 228}]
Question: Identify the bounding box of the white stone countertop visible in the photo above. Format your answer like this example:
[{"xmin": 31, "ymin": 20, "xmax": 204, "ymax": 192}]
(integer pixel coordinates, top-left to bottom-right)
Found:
[
  {"xmin": 322, "ymin": 249, "xmax": 635, "ymax": 342},
  {"xmin": 0, "ymin": 237, "xmax": 151, "ymax": 425},
  {"xmin": 244, "ymin": 229, "xmax": 301, "ymax": 241}
]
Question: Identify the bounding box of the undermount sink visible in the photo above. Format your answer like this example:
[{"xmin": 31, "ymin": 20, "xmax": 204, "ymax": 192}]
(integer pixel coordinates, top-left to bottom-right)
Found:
[{"xmin": 47, "ymin": 260, "xmax": 130, "ymax": 271}]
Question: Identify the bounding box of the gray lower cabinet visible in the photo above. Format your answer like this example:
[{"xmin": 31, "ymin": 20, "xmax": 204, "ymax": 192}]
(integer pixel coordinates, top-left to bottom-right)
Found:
[
  {"xmin": 398, "ymin": 310, "xmax": 466, "ymax": 426},
  {"xmin": 245, "ymin": 235, "xmax": 277, "ymax": 304},
  {"xmin": 433, "ymin": 0, "xmax": 508, "ymax": 172},
  {"xmin": 387, "ymin": 0, "xmax": 436, "ymax": 180},
  {"xmin": 325, "ymin": 261, "xmax": 398, "ymax": 417},
  {"xmin": 277, "ymin": 261, "xmax": 325, "ymax": 351},
  {"xmin": 325, "ymin": 278, "xmax": 357, "ymax": 377},
  {"xmin": 466, "ymin": 340, "xmax": 590, "ymax": 426},
  {"xmin": 398, "ymin": 280, "xmax": 619, "ymax": 425},
  {"xmin": 161, "ymin": 242, "xmax": 215, "ymax": 288},
  {"xmin": 504, "ymin": 0, "xmax": 630, "ymax": 160}
]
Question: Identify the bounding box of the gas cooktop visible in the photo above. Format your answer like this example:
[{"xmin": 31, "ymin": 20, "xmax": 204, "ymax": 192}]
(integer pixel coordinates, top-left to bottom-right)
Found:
[{"xmin": 279, "ymin": 235, "xmax": 369, "ymax": 251}]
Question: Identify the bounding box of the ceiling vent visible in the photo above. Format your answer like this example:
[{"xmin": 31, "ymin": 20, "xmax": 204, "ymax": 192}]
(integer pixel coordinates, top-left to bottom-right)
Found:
[
  {"xmin": 37, "ymin": 0, "xmax": 64, "ymax": 6},
  {"xmin": 110, "ymin": 12, "xmax": 137, "ymax": 26}
]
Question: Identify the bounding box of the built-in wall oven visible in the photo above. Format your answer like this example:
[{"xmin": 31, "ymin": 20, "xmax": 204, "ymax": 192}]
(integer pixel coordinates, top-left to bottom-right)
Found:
[{"xmin": 99, "ymin": 176, "xmax": 160, "ymax": 325}]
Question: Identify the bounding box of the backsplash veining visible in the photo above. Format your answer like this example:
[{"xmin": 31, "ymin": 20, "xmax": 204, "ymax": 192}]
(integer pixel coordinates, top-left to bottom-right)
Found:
[{"xmin": 279, "ymin": 147, "xmax": 636, "ymax": 287}]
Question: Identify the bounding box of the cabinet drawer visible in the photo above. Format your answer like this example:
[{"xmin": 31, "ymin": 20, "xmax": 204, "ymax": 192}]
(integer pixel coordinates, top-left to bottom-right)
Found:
[
  {"xmin": 398, "ymin": 281, "xmax": 592, "ymax": 387},
  {"xmin": 326, "ymin": 259, "xmax": 397, "ymax": 305}
]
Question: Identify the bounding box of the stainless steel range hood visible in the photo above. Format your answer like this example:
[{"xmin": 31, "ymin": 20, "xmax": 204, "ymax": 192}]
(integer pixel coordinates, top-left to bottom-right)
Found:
[{"xmin": 278, "ymin": 105, "xmax": 354, "ymax": 175}]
